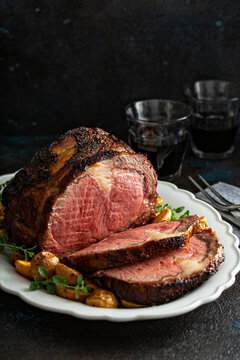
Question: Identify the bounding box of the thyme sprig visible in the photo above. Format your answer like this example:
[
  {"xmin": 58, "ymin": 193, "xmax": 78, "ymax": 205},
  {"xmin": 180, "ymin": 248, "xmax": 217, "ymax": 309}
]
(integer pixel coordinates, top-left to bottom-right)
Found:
[
  {"xmin": 155, "ymin": 204, "xmax": 190, "ymax": 221},
  {"xmin": 0, "ymin": 177, "xmax": 14, "ymax": 203},
  {"xmin": 0, "ymin": 234, "xmax": 38, "ymax": 261},
  {"xmin": 30, "ymin": 267, "xmax": 89, "ymax": 299}
]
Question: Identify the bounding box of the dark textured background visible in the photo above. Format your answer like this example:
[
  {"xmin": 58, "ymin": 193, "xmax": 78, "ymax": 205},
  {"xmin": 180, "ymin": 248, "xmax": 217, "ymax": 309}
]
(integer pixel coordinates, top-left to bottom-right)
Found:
[
  {"xmin": 1, "ymin": 0, "xmax": 240, "ymax": 141},
  {"xmin": 1, "ymin": 3, "xmax": 240, "ymax": 359}
]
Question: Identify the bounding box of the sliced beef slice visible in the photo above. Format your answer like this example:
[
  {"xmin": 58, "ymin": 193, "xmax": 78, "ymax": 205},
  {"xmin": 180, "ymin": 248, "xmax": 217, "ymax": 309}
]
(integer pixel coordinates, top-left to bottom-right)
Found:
[
  {"xmin": 92, "ymin": 229, "xmax": 224, "ymax": 306},
  {"xmin": 2, "ymin": 127, "xmax": 158, "ymax": 257},
  {"xmin": 62, "ymin": 215, "xmax": 200, "ymax": 272}
]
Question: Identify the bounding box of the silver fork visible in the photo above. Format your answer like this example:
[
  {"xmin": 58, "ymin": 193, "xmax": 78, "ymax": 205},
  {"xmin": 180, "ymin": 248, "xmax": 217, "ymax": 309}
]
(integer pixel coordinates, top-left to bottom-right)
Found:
[{"xmin": 189, "ymin": 175, "xmax": 240, "ymax": 227}]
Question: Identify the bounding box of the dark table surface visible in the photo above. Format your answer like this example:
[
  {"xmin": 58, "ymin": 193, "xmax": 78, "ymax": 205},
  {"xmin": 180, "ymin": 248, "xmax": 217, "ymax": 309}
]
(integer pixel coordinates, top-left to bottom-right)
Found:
[{"xmin": 0, "ymin": 135, "xmax": 240, "ymax": 360}]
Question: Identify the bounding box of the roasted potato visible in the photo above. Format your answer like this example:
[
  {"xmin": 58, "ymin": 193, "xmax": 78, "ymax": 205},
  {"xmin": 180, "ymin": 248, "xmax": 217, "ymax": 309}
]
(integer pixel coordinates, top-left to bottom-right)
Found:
[
  {"xmin": 84, "ymin": 279, "xmax": 99, "ymax": 293},
  {"xmin": 54, "ymin": 263, "xmax": 91, "ymax": 301},
  {"xmin": 55, "ymin": 263, "xmax": 97, "ymax": 292},
  {"xmin": 85, "ymin": 289, "xmax": 118, "ymax": 308},
  {"xmin": 120, "ymin": 298, "xmax": 145, "ymax": 308},
  {"xmin": 10, "ymin": 251, "xmax": 25, "ymax": 265},
  {"xmin": 55, "ymin": 263, "xmax": 81, "ymax": 285},
  {"xmin": 0, "ymin": 203, "xmax": 4, "ymax": 219},
  {"xmin": 152, "ymin": 208, "xmax": 172, "ymax": 223},
  {"xmin": 30, "ymin": 251, "xmax": 59, "ymax": 279},
  {"xmin": 15, "ymin": 260, "xmax": 33, "ymax": 280},
  {"xmin": 55, "ymin": 285, "xmax": 88, "ymax": 302}
]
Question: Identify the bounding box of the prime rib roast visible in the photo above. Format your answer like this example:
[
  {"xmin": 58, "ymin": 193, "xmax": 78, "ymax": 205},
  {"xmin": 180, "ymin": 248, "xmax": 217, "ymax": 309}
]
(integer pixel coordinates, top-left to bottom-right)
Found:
[
  {"xmin": 62, "ymin": 215, "xmax": 200, "ymax": 272},
  {"xmin": 2, "ymin": 127, "xmax": 224, "ymax": 306},
  {"xmin": 92, "ymin": 229, "xmax": 224, "ymax": 306},
  {"xmin": 2, "ymin": 127, "xmax": 158, "ymax": 257}
]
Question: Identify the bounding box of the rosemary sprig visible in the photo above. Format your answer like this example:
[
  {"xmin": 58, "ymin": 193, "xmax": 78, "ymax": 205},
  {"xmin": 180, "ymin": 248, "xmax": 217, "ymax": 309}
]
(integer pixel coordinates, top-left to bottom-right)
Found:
[
  {"xmin": 29, "ymin": 267, "xmax": 89, "ymax": 298},
  {"xmin": 0, "ymin": 177, "xmax": 14, "ymax": 203},
  {"xmin": 155, "ymin": 204, "xmax": 190, "ymax": 221},
  {"xmin": 0, "ymin": 233, "xmax": 38, "ymax": 261}
]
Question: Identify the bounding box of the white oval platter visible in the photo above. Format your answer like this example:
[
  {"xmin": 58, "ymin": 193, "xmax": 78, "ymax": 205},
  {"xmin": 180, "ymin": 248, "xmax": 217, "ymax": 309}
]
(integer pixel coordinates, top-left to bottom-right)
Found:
[{"xmin": 0, "ymin": 173, "xmax": 239, "ymax": 322}]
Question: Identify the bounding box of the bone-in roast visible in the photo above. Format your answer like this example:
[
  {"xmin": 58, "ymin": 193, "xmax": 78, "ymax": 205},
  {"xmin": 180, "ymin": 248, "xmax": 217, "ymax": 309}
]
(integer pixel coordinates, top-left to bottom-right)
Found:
[
  {"xmin": 92, "ymin": 229, "xmax": 224, "ymax": 306},
  {"xmin": 3, "ymin": 127, "xmax": 158, "ymax": 257},
  {"xmin": 62, "ymin": 215, "xmax": 200, "ymax": 272}
]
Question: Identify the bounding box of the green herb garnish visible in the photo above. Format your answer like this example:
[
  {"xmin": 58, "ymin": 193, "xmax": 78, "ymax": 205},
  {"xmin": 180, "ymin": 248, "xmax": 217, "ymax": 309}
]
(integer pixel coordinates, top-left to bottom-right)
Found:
[
  {"xmin": 155, "ymin": 204, "xmax": 190, "ymax": 221},
  {"xmin": 0, "ymin": 177, "xmax": 14, "ymax": 203},
  {"xmin": 155, "ymin": 205, "xmax": 163, "ymax": 212},
  {"xmin": 0, "ymin": 234, "xmax": 38, "ymax": 261},
  {"xmin": 29, "ymin": 267, "xmax": 88, "ymax": 298}
]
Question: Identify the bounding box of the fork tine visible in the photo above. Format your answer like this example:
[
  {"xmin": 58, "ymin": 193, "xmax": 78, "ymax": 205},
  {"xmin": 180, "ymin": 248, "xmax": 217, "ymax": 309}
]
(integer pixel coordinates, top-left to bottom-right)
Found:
[
  {"xmin": 198, "ymin": 175, "xmax": 240, "ymax": 211},
  {"xmin": 188, "ymin": 176, "xmax": 237, "ymax": 212},
  {"xmin": 189, "ymin": 176, "xmax": 240, "ymax": 211},
  {"xmin": 198, "ymin": 175, "xmax": 232, "ymax": 205}
]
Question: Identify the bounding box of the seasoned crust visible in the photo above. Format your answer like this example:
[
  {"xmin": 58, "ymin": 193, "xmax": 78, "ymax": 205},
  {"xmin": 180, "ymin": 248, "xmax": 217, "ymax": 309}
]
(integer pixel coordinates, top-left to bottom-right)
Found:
[
  {"xmin": 92, "ymin": 230, "xmax": 224, "ymax": 306},
  {"xmin": 97, "ymin": 257, "xmax": 223, "ymax": 306},
  {"xmin": 62, "ymin": 216, "xmax": 200, "ymax": 273},
  {"xmin": 2, "ymin": 127, "xmax": 158, "ymax": 248},
  {"xmin": 62, "ymin": 234, "xmax": 188, "ymax": 273}
]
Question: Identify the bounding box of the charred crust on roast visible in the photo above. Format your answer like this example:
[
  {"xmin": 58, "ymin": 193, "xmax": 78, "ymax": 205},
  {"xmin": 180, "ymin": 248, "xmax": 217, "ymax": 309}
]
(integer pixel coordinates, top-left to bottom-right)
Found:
[
  {"xmin": 93, "ymin": 255, "xmax": 223, "ymax": 306},
  {"xmin": 92, "ymin": 231, "xmax": 224, "ymax": 306},
  {"xmin": 2, "ymin": 127, "xmax": 158, "ymax": 249},
  {"xmin": 62, "ymin": 216, "xmax": 200, "ymax": 273},
  {"xmin": 64, "ymin": 234, "xmax": 187, "ymax": 273},
  {"xmin": 64, "ymin": 235, "xmax": 188, "ymax": 273}
]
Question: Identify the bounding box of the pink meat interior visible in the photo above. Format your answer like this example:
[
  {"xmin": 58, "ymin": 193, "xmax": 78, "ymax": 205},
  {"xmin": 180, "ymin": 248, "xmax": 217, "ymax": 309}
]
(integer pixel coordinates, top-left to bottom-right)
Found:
[
  {"xmin": 45, "ymin": 170, "xmax": 147, "ymax": 256},
  {"xmin": 73, "ymin": 221, "xmax": 180, "ymax": 255},
  {"xmin": 102, "ymin": 234, "xmax": 209, "ymax": 283}
]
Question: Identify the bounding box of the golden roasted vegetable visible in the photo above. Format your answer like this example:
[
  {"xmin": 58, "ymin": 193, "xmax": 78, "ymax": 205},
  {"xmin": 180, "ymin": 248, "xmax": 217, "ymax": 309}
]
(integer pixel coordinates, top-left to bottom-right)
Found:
[
  {"xmin": 84, "ymin": 279, "xmax": 99, "ymax": 293},
  {"xmin": 10, "ymin": 251, "xmax": 25, "ymax": 265},
  {"xmin": 55, "ymin": 285, "xmax": 88, "ymax": 302},
  {"xmin": 15, "ymin": 260, "xmax": 33, "ymax": 280},
  {"xmin": 55, "ymin": 263, "xmax": 81, "ymax": 285},
  {"xmin": 153, "ymin": 197, "xmax": 163, "ymax": 217},
  {"xmin": 0, "ymin": 203, "xmax": 4, "ymax": 219},
  {"xmin": 30, "ymin": 251, "xmax": 59, "ymax": 279},
  {"xmin": 199, "ymin": 216, "xmax": 208, "ymax": 230},
  {"xmin": 120, "ymin": 298, "xmax": 145, "ymax": 308},
  {"xmin": 156, "ymin": 196, "xmax": 163, "ymax": 208},
  {"xmin": 152, "ymin": 208, "xmax": 172, "ymax": 223},
  {"xmin": 85, "ymin": 289, "xmax": 118, "ymax": 308},
  {"xmin": 55, "ymin": 263, "xmax": 97, "ymax": 293},
  {"xmin": 0, "ymin": 204, "xmax": 4, "ymax": 232}
]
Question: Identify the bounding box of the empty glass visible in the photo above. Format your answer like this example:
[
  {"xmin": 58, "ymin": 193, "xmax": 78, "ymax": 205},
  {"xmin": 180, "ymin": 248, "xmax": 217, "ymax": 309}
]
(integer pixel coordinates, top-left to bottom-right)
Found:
[
  {"xmin": 185, "ymin": 80, "xmax": 240, "ymax": 159},
  {"xmin": 125, "ymin": 99, "xmax": 191, "ymax": 180}
]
